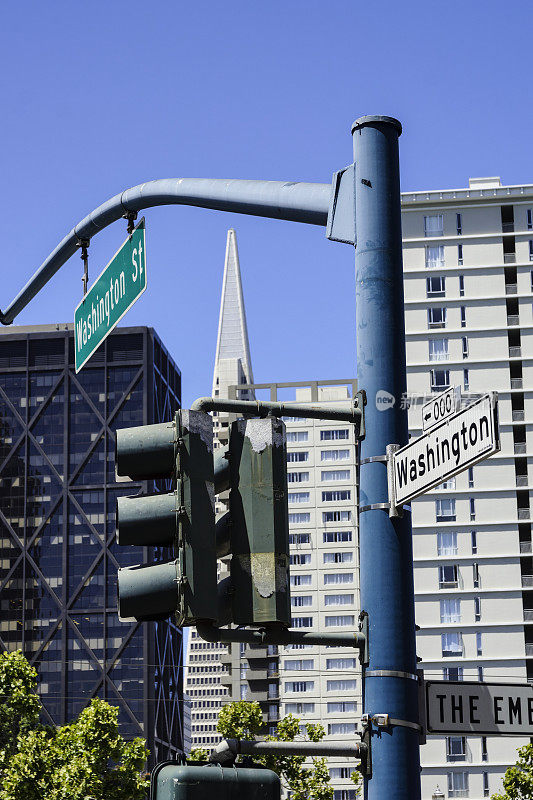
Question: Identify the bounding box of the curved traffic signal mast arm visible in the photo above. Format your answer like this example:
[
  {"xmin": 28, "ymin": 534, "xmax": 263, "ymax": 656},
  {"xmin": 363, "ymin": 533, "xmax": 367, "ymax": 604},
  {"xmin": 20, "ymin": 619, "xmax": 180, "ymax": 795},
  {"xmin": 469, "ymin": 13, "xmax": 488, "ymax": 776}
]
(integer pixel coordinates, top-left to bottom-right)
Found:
[{"xmin": 0, "ymin": 177, "xmax": 331, "ymax": 325}]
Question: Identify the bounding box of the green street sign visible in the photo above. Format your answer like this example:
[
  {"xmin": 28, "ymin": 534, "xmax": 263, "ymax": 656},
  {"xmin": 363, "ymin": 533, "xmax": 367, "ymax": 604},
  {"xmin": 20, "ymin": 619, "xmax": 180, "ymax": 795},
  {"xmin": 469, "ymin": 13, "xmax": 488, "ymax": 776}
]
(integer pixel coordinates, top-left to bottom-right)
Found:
[{"xmin": 74, "ymin": 219, "xmax": 146, "ymax": 372}]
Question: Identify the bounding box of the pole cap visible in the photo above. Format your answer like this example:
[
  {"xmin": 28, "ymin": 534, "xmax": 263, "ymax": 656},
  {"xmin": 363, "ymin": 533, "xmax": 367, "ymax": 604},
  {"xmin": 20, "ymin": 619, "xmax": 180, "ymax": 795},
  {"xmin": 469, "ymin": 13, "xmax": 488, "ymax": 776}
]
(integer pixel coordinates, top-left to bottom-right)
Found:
[{"xmin": 351, "ymin": 115, "xmax": 402, "ymax": 136}]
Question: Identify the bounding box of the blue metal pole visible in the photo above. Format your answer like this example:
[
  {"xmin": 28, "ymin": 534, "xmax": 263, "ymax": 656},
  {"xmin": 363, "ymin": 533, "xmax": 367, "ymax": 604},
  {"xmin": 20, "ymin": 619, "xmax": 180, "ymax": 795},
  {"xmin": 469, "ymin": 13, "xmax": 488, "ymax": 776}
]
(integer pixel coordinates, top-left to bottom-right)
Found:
[{"xmin": 352, "ymin": 116, "xmax": 421, "ymax": 800}]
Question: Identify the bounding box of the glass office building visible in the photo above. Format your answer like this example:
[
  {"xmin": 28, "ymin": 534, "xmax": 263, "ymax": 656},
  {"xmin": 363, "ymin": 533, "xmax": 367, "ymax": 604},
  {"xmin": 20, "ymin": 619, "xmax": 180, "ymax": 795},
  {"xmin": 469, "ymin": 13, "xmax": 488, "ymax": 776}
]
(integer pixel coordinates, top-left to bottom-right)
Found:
[{"xmin": 0, "ymin": 324, "xmax": 183, "ymax": 764}]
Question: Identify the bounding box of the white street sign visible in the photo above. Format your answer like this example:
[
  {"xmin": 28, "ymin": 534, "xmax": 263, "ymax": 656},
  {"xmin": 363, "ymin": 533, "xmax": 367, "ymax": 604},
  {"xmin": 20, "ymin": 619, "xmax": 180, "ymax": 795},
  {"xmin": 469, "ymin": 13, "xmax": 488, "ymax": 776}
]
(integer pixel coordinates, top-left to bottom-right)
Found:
[
  {"xmin": 391, "ymin": 393, "xmax": 499, "ymax": 506},
  {"xmin": 426, "ymin": 681, "xmax": 533, "ymax": 735},
  {"xmin": 422, "ymin": 387, "xmax": 461, "ymax": 432}
]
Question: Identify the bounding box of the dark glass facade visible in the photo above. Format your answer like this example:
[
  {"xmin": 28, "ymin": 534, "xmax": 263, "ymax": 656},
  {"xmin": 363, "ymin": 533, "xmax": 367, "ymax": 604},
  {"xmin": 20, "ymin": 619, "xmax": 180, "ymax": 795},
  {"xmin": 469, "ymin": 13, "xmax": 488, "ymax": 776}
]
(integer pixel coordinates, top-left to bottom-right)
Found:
[{"xmin": 0, "ymin": 325, "xmax": 183, "ymax": 764}]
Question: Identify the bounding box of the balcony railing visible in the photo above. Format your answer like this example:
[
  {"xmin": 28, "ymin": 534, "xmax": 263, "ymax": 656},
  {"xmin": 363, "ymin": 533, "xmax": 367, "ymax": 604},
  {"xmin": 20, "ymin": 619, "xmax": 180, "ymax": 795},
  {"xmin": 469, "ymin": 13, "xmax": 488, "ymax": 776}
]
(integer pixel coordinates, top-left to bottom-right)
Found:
[
  {"xmin": 526, "ymin": 643, "xmax": 533, "ymax": 656},
  {"xmin": 508, "ymin": 315, "xmax": 520, "ymax": 326},
  {"xmin": 520, "ymin": 541, "xmax": 533, "ymax": 553},
  {"xmin": 514, "ymin": 442, "xmax": 527, "ymax": 454},
  {"xmin": 509, "ymin": 346, "xmax": 522, "ymax": 358},
  {"xmin": 524, "ymin": 609, "xmax": 533, "ymax": 621},
  {"xmin": 504, "ymin": 252, "xmax": 517, "ymax": 263},
  {"xmin": 447, "ymin": 754, "xmax": 467, "ymax": 763},
  {"xmin": 439, "ymin": 580, "xmax": 459, "ymax": 589},
  {"xmin": 512, "ymin": 410, "xmax": 525, "ymax": 421},
  {"xmin": 517, "ymin": 475, "xmax": 529, "ymax": 487},
  {"xmin": 511, "ymin": 378, "xmax": 523, "ymax": 390},
  {"xmin": 502, "ymin": 222, "xmax": 515, "ymax": 233},
  {"xmin": 518, "ymin": 508, "xmax": 531, "ymax": 520},
  {"xmin": 448, "ymin": 790, "xmax": 468, "ymax": 798},
  {"xmin": 522, "ymin": 576, "xmax": 533, "ymax": 588},
  {"xmin": 505, "ymin": 283, "xmax": 518, "ymax": 294}
]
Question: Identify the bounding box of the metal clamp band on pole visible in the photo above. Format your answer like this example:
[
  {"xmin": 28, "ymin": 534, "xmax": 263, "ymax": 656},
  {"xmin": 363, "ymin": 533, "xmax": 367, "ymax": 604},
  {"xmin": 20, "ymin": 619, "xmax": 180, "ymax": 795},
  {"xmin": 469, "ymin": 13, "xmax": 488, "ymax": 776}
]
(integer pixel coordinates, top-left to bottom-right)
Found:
[
  {"xmin": 365, "ymin": 670, "xmax": 419, "ymax": 681},
  {"xmin": 360, "ymin": 455, "xmax": 388, "ymax": 465},
  {"xmin": 388, "ymin": 718, "xmax": 422, "ymax": 733},
  {"xmin": 359, "ymin": 503, "xmax": 392, "ymax": 513}
]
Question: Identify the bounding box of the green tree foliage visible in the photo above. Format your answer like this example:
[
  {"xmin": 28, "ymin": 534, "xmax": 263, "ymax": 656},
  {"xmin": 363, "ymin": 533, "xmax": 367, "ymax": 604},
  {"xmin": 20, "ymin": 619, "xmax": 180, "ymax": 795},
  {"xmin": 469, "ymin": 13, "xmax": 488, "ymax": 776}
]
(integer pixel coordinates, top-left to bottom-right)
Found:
[
  {"xmin": 492, "ymin": 742, "xmax": 533, "ymax": 799},
  {"xmin": 0, "ymin": 651, "xmax": 41, "ymax": 772},
  {"xmin": 188, "ymin": 748, "xmax": 209, "ymax": 762},
  {"xmin": 216, "ymin": 701, "xmax": 362, "ymax": 800},
  {"xmin": 0, "ymin": 651, "xmax": 149, "ymax": 800}
]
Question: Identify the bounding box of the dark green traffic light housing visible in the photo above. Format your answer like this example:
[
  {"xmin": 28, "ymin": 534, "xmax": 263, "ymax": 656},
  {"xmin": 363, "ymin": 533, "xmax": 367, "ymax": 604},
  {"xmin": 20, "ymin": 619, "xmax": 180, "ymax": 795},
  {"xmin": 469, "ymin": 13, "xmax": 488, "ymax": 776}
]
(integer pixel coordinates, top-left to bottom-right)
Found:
[{"xmin": 116, "ymin": 409, "xmax": 217, "ymax": 625}]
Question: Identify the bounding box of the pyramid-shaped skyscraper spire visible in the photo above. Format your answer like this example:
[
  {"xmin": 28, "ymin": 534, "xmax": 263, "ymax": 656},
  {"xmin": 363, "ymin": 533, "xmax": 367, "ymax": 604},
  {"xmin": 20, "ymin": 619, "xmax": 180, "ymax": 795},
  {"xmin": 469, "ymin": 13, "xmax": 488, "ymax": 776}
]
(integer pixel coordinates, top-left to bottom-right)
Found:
[{"xmin": 212, "ymin": 229, "xmax": 254, "ymax": 398}]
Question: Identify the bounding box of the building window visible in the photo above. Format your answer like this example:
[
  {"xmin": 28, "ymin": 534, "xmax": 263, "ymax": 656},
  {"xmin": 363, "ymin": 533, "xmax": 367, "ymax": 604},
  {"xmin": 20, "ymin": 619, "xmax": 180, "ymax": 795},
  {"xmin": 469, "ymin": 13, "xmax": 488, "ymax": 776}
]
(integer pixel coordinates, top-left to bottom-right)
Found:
[
  {"xmin": 436, "ymin": 498, "xmax": 456, "ymax": 521},
  {"xmin": 428, "ymin": 306, "xmax": 446, "ymax": 328},
  {"xmin": 439, "ymin": 564, "xmax": 459, "ymax": 589},
  {"xmin": 322, "ymin": 510, "xmax": 351, "ymax": 523},
  {"xmin": 285, "ymin": 702, "xmax": 315, "ymax": 714},
  {"xmin": 324, "ymin": 552, "xmax": 353, "ymax": 564},
  {"xmin": 468, "ymin": 467, "xmax": 474, "ymax": 488},
  {"xmin": 463, "ymin": 367, "xmax": 469, "ymax": 390},
  {"xmin": 291, "ymin": 617, "xmax": 313, "ymax": 628},
  {"xmin": 333, "ymin": 791, "xmax": 358, "ymax": 800},
  {"xmin": 456, "ymin": 213, "xmax": 462, "ymax": 235},
  {"xmin": 478, "ymin": 666, "xmax": 484, "ymax": 682},
  {"xmin": 474, "ymin": 597, "xmax": 481, "ymax": 622},
  {"xmin": 469, "ymin": 497, "xmax": 475, "ymax": 520},
  {"xmin": 321, "ymin": 470, "xmax": 350, "ymax": 481},
  {"xmin": 291, "ymin": 574, "xmax": 312, "ymax": 586},
  {"xmin": 443, "ymin": 667, "xmax": 463, "ymax": 681},
  {"xmin": 441, "ymin": 598, "xmax": 461, "ymax": 623},
  {"xmin": 329, "ymin": 767, "xmax": 355, "ymax": 779},
  {"xmin": 291, "ymin": 595, "xmax": 312, "ymax": 607},
  {"xmin": 471, "ymin": 530, "xmax": 477, "ymax": 554},
  {"xmin": 459, "ymin": 274, "xmax": 465, "ymax": 296},
  {"xmin": 528, "ymin": 209, "xmax": 533, "ymax": 230},
  {"xmin": 290, "ymin": 553, "xmax": 311, "ymax": 565},
  {"xmin": 529, "ymin": 240, "xmax": 533, "ymax": 262},
  {"xmin": 327, "ymin": 702, "xmax": 357, "ymax": 713},
  {"xmin": 240, "ymin": 684, "xmax": 248, "ymax": 700},
  {"xmin": 287, "ymin": 451, "xmax": 308, "ymax": 463},
  {"xmin": 324, "ymin": 594, "xmax": 354, "ymax": 606},
  {"xmin": 431, "ymin": 369, "xmax": 450, "ymax": 392},
  {"xmin": 425, "ymin": 244, "xmax": 445, "ymax": 268},
  {"xmin": 289, "ymin": 533, "xmax": 311, "ymax": 545},
  {"xmin": 476, "ymin": 632, "xmax": 483, "ymax": 656},
  {"xmin": 321, "ymin": 449, "xmax": 350, "ymax": 462},
  {"xmin": 287, "ymin": 431, "xmax": 309, "ymax": 443},
  {"xmin": 473, "ymin": 562, "xmax": 480, "ymax": 588},
  {"xmin": 320, "ymin": 429, "xmax": 349, "ymax": 441},
  {"xmin": 481, "ymin": 736, "xmax": 488, "ymax": 762},
  {"xmin": 442, "ymin": 632, "xmax": 463, "ymax": 657},
  {"xmin": 287, "ymin": 471, "xmax": 310, "ymax": 483},
  {"xmin": 462, "ymin": 337, "xmax": 468, "ymax": 359},
  {"xmin": 323, "ymin": 530, "xmax": 352, "ymax": 543},
  {"xmin": 425, "ymin": 214, "xmax": 444, "ymax": 237},
  {"xmin": 426, "ymin": 275, "xmax": 446, "ymax": 297},
  {"xmin": 460, "ymin": 306, "xmax": 466, "ymax": 327},
  {"xmin": 483, "ymin": 771, "xmax": 489, "ymax": 797},
  {"xmin": 446, "ymin": 736, "xmax": 466, "ymax": 762},
  {"xmin": 326, "ymin": 658, "xmax": 357, "ymax": 670},
  {"xmin": 324, "ymin": 572, "xmax": 353, "ymax": 585},
  {"xmin": 322, "ymin": 490, "xmax": 351, "ymax": 502},
  {"xmin": 327, "ymin": 679, "xmax": 357, "ymax": 691},
  {"xmin": 458, "ymin": 243, "xmax": 463, "ymax": 265},
  {"xmin": 285, "ymin": 681, "xmax": 314, "ymax": 692},
  {"xmin": 288, "ymin": 513, "xmax": 311, "ymax": 525},
  {"xmin": 284, "ymin": 659, "xmax": 314, "ymax": 670},
  {"xmin": 429, "ymin": 338, "xmax": 449, "ymax": 361},
  {"xmin": 325, "ymin": 615, "xmax": 355, "ymax": 627},
  {"xmin": 288, "ymin": 492, "xmax": 310, "ymax": 504},
  {"xmin": 328, "ymin": 723, "xmax": 357, "ymax": 735},
  {"xmin": 438, "ymin": 531, "xmax": 458, "ymax": 556}
]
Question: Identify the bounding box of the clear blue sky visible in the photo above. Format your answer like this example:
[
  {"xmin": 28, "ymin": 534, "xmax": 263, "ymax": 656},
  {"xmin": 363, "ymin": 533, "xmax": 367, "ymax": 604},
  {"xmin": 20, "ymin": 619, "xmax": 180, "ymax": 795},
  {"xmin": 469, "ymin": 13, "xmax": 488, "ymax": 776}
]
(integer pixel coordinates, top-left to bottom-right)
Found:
[{"xmin": 1, "ymin": 1, "xmax": 531, "ymax": 406}]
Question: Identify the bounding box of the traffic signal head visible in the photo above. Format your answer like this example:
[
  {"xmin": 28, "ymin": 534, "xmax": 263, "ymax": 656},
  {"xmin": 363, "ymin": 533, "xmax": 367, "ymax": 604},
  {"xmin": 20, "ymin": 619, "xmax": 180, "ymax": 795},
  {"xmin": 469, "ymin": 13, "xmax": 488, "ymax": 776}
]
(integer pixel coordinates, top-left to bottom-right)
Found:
[
  {"xmin": 116, "ymin": 409, "xmax": 217, "ymax": 625},
  {"xmin": 228, "ymin": 416, "xmax": 290, "ymax": 626}
]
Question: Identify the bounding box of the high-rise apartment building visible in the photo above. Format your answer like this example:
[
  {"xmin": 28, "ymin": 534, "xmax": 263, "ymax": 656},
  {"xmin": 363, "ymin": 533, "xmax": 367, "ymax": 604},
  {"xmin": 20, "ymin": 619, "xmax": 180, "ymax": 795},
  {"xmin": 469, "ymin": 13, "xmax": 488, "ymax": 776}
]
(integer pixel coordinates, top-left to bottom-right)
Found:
[
  {"xmin": 403, "ymin": 177, "xmax": 533, "ymax": 799},
  {"xmin": 0, "ymin": 324, "xmax": 184, "ymax": 764},
  {"xmin": 222, "ymin": 377, "xmax": 361, "ymax": 800}
]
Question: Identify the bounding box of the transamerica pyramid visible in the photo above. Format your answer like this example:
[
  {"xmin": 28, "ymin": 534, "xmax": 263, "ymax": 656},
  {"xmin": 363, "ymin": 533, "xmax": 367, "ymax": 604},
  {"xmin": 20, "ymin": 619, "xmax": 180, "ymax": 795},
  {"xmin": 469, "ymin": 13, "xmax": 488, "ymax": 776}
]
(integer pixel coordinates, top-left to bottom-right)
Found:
[{"xmin": 212, "ymin": 228, "xmax": 254, "ymax": 401}]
